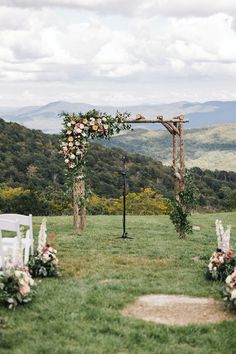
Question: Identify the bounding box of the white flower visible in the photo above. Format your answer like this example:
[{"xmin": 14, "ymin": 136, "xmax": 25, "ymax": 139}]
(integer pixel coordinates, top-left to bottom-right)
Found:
[
  {"xmin": 65, "ymin": 158, "xmax": 69, "ymax": 163},
  {"xmin": 67, "ymin": 123, "xmax": 72, "ymax": 127},
  {"xmin": 42, "ymin": 253, "xmax": 50, "ymax": 263},
  {"xmin": 230, "ymin": 289, "xmax": 236, "ymax": 300},
  {"xmin": 75, "ymin": 141, "xmax": 80, "ymax": 146},
  {"xmin": 103, "ymin": 124, "xmax": 109, "ymax": 130},
  {"xmin": 66, "ymin": 130, "xmax": 72, "ymax": 134},
  {"xmin": 79, "ymin": 123, "xmax": 84, "ymax": 129},
  {"xmin": 82, "ymin": 133, "xmax": 87, "ymax": 137},
  {"xmin": 208, "ymin": 263, "xmax": 213, "ymax": 271},
  {"xmin": 29, "ymin": 277, "xmax": 34, "ymax": 286},
  {"xmin": 37, "ymin": 218, "xmax": 47, "ymax": 254},
  {"xmin": 76, "ymin": 128, "xmax": 82, "ymax": 134},
  {"xmin": 76, "ymin": 150, "xmax": 82, "ymax": 155},
  {"xmin": 69, "ymin": 163, "xmax": 76, "ymax": 169},
  {"xmin": 19, "ymin": 279, "xmax": 25, "ymax": 286},
  {"xmin": 14, "ymin": 270, "xmax": 22, "ymax": 279},
  {"xmin": 70, "ymin": 154, "xmax": 76, "ymax": 160},
  {"xmin": 226, "ymin": 275, "xmax": 232, "ymax": 284},
  {"xmin": 219, "ymin": 256, "xmax": 224, "ymax": 263},
  {"xmin": 102, "ymin": 117, "xmax": 107, "ymax": 122}
]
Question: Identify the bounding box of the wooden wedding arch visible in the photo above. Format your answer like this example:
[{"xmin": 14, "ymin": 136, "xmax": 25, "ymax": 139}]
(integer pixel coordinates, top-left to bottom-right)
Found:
[
  {"xmin": 75, "ymin": 113, "xmax": 188, "ymax": 233},
  {"xmin": 127, "ymin": 114, "xmax": 188, "ymax": 194}
]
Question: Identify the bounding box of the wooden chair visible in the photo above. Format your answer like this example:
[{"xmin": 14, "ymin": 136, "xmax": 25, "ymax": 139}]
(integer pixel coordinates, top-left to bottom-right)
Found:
[
  {"xmin": 0, "ymin": 219, "xmax": 21, "ymax": 270},
  {"xmin": 0, "ymin": 214, "xmax": 34, "ymax": 264}
]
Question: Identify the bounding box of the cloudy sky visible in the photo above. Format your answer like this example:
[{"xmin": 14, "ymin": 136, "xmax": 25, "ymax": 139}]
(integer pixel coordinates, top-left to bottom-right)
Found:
[{"xmin": 0, "ymin": 0, "xmax": 236, "ymax": 107}]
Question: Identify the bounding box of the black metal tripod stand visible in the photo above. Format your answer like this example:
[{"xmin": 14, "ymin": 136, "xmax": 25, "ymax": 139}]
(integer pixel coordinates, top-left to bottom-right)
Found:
[{"xmin": 121, "ymin": 156, "xmax": 132, "ymax": 239}]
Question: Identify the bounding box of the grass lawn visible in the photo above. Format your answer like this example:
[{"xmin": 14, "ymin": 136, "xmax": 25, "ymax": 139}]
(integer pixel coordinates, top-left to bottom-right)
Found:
[{"xmin": 1, "ymin": 212, "xmax": 236, "ymax": 354}]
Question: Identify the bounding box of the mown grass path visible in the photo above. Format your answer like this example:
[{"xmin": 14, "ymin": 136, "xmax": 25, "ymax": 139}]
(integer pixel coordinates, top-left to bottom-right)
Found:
[{"xmin": 1, "ymin": 213, "xmax": 236, "ymax": 354}]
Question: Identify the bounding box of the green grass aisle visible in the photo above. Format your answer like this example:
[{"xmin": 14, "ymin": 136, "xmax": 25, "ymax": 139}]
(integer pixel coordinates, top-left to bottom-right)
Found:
[{"xmin": 1, "ymin": 213, "xmax": 236, "ymax": 354}]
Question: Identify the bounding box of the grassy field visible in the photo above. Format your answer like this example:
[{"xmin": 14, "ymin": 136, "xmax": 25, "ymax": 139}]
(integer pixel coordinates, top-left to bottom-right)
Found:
[{"xmin": 1, "ymin": 213, "xmax": 236, "ymax": 354}]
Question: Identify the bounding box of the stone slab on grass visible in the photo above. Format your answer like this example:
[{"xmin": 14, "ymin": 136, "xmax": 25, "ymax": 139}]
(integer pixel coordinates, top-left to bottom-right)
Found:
[{"xmin": 121, "ymin": 294, "xmax": 235, "ymax": 326}]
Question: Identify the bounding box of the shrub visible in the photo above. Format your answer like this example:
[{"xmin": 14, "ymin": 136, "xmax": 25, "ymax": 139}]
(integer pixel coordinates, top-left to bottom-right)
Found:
[
  {"xmin": 87, "ymin": 189, "xmax": 169, "ymax": 215},
  {"xmin": 169, "ymin": 172, "xmax": 199, "ymax": 238}
]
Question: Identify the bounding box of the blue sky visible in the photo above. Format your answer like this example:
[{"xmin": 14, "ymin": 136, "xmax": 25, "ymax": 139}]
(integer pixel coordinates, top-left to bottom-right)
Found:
[{"xmin": 0, "ymin": 0, "xmax": 236, "ymax": 106}]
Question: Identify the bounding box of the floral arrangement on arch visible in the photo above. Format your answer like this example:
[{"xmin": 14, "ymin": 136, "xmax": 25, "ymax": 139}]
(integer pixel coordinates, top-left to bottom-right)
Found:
[
  {"xmin": 0, "ymin": 260, "xmax": 36, "ymax": 310},
  {"xmin": 28, "ymin": 218, "xmax": 60, "ymax": 278},
  {"xmin": 60, "ymin": 110, "xmax": 131, "ymax": 173},
  {"xmin": 223, "ymin": 267, "xmax": 236, "ymax": 310},
  {"xmin": 206, "ymin": 220, "xmax": 236, "ymax": 281}
]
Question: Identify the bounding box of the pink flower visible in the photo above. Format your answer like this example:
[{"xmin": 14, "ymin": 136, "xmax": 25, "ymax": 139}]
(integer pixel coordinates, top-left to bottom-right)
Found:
[
  {"xmin": 226, "ymin": 249, "xmax": 233, "ymax": 260},
  {"xmin": 19, "ymin": 284, "xmax": 30, "ymax": 297}
]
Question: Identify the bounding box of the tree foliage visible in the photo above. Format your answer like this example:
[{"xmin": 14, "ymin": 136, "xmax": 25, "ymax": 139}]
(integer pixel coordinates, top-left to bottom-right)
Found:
[
  {"xmin": 0, "ymin": 118, "xmax": 236, "ymax": 215},
  {"xmin": 87, "ymin": 188, "xmax": 169, "ymax": 215}
]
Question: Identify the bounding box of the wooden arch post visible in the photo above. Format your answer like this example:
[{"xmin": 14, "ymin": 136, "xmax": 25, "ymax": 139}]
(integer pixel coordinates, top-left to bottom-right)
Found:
[{"xmin": 73, "ymin": 176, "xmax": 86, "ymax": 235}]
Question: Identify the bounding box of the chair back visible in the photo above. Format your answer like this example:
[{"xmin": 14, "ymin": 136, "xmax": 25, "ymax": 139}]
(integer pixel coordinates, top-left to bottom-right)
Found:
[
  {"xmin": 0, "ymin": 214, "xmax": 32, "ymax": 227},
  {"xmin": 0, "ymin": 219, "xmax": 21, "ymax": 234},
  {"xmin": 0, "ymin": 214, "xmax": 33, "ymax": 254},
  {"xmin": 0, "ymin": 219, "xmax": 21, "ymax": 270}
]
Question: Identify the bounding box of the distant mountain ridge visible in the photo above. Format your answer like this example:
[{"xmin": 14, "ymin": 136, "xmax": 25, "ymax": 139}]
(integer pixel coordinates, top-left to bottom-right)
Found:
[{"xmin": 0, "ymin": 100, "xmax": 235, "ymax": 133}]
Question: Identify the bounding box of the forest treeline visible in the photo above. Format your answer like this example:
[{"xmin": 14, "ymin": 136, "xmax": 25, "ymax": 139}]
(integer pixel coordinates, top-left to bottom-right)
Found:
[{"xmin": 0, "ymin": 118, "xmax": 235, "ymax": 215}]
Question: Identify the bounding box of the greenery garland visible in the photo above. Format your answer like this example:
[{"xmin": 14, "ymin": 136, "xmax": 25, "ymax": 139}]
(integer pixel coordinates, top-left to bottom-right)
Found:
[
  {"xmin": 60, "ymin": 110, "xmax": 131, "ymax": 176},
  {"xmin": 169, "ymin": 172, "xmax": 199, "ymax": 238}
]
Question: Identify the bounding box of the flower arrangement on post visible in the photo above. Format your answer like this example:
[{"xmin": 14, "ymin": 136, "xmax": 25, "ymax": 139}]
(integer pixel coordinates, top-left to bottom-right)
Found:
[
  {"xmin": 28, "ymin": 219, "xmax": 59, "ymax": 278},
  {"xmin": 60, "ymin": 109, "xmax": 131, "ymax": 235},
  {"xmin": 222, "ymin": 268, "xmax": 236, "ymax": 310},
  {"xmin": 206, "ymin": 220, "xmax": 236, "ymax": 281},
  {"xmin": 0, "ymin": 260, "xmax": 36, "ymax": 310}
]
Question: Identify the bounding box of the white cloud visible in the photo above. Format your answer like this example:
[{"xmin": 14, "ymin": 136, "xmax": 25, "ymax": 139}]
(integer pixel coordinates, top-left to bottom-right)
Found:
[
  {"xmin": 1, "ymin": 0, "xmax": 236, "ymax": 18},
  {"xmin": 0, "ymin": 2, "xmax": 236, "ymax": 106}
]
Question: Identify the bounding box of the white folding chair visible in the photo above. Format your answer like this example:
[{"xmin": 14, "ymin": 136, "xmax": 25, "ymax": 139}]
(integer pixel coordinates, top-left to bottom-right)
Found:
[
  {"xmin": 0, "ymin": 214, "xmax": 34, "ymax": 264},
  {"xmin": 0, "ymin": 219, "xmax": 21, "ymax": 270}
]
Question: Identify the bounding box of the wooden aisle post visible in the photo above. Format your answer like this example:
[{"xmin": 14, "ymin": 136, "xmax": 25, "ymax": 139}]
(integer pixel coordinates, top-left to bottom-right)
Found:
[{"xmin": 73, "ymin": 176, "xmax": 86, "ymax": 235}]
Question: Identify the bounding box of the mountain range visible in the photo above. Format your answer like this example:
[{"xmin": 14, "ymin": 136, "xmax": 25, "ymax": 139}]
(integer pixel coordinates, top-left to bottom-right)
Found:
[{"xmin": 0, "ymin": 100, "xmax": 235, "ymax": 133}]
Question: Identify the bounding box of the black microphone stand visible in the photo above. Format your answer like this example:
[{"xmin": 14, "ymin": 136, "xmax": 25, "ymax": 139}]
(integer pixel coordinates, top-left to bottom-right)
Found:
[{"xmin": 121, "ymin": 156, "xmax": 132, "ymax": 240}]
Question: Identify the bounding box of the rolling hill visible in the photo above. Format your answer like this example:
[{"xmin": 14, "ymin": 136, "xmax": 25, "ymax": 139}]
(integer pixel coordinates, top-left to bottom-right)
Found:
[
  {"xmin": 0, "ymin": 100, "xmax": 235, "ymax": 133},
  {"xmin": 100, "ymin": 124, "xmax": 236, "ymax": 172},
  {"xmin": 0, "ymin": 118, "xmax": 236, "ymax": 214}
]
